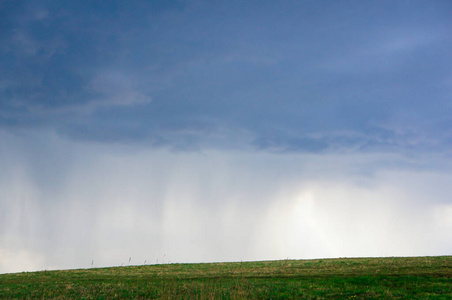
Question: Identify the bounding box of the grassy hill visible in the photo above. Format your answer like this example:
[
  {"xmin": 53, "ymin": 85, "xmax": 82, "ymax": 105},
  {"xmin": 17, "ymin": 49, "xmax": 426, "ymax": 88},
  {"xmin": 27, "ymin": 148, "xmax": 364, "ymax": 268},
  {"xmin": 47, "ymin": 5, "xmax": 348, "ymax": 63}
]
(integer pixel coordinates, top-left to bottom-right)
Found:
[{"xmin": 0, "ymin": 256, "xmax": 450, "ymax": 299}]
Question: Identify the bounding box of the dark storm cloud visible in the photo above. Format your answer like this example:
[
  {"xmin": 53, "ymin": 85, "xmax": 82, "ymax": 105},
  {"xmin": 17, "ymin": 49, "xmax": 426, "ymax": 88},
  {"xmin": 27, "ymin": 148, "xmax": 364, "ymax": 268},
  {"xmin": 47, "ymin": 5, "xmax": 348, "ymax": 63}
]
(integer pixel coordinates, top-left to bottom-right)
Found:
[{"xmin": 1, "ymin": 0, "xmax": 451, "ymax": 152}]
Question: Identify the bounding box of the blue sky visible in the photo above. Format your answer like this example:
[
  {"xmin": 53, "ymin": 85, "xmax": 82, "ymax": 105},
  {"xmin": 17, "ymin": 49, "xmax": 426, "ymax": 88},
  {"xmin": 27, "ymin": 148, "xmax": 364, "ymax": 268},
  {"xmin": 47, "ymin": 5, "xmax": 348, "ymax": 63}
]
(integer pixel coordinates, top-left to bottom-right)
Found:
[{"xmin": 1, "ymin": 1, "xmax": 451, "ymax": 273}]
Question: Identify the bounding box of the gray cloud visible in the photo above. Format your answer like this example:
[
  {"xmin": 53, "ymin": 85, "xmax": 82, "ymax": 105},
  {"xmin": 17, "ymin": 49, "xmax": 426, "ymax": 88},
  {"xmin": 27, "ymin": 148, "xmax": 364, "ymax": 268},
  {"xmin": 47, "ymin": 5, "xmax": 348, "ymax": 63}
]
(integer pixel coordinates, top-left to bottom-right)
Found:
[
  {"xmin": 0, "ymin": 130, "xmax": 451, "ymax": 273},
  {"xmin": 1, "ymin": 1, "xmax": 452, "ymax": 274}
]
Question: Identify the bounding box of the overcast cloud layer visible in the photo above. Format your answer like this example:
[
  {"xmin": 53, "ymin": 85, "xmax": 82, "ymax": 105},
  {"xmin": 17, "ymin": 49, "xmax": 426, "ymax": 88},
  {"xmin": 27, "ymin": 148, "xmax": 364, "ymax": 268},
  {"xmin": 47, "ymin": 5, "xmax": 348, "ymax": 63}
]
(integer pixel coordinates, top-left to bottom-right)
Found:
[{"xmin": 1, "ymin": 1, "xmax": 451, "ymax": 273}]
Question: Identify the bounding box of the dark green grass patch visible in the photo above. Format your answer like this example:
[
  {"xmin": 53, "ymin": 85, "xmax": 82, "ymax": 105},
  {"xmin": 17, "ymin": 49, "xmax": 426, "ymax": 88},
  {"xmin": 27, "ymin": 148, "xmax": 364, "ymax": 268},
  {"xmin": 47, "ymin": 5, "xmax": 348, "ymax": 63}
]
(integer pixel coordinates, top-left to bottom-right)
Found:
[{"xmin": 0, "ymin": 256, "xmax": 450, "ymax": 299}]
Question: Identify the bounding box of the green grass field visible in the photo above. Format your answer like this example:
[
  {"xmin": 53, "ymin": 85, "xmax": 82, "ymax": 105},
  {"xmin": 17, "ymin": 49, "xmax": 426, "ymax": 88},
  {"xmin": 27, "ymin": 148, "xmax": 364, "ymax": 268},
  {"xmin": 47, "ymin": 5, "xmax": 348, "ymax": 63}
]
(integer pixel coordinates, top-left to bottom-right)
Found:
[{"xmin": 0, "ymin": 256, "xmax": 450, "ymax": 299}]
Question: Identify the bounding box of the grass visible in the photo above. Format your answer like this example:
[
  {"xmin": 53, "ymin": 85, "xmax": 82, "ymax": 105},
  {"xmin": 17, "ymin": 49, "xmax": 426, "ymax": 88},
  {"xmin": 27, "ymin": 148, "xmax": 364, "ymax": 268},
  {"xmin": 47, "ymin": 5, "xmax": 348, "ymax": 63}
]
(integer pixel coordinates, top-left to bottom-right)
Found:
[{"xmin": 0, "ymin": 256, "xmax": 450, "ymax": 299}]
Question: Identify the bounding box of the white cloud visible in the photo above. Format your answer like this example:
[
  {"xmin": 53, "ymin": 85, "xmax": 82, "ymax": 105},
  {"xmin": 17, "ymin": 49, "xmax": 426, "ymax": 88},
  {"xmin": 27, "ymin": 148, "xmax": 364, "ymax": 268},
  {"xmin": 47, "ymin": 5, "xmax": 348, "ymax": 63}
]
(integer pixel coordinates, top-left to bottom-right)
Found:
[
  {"xmin": 43, "ymin": 69, "xmax": 154, "ymax": 117},
  {"xmin": 0, "ymin": 248, "xmax": 45, "ymax": 274},
  {"xmin": 255, "ymin": 174, "xmax": 452, "ymax": 260},
  {"xmin": 0, "ymin": 130, "xmax": 451, "ymax": 273}
]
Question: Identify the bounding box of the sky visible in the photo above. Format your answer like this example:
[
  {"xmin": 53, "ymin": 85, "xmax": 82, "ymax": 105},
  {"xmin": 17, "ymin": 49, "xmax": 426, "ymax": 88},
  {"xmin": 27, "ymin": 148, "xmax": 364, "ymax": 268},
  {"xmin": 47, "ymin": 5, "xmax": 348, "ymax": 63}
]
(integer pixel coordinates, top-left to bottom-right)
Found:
[{"xmin": 0, "ymin": 0, "xmax": 451, "ymax": 274}]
